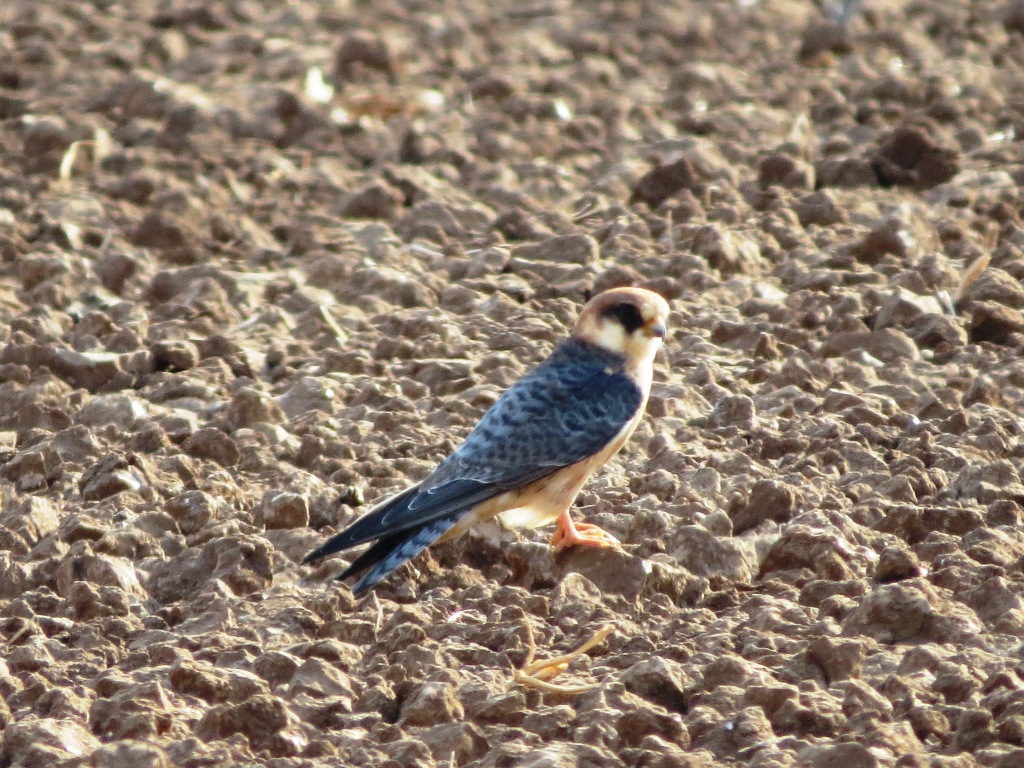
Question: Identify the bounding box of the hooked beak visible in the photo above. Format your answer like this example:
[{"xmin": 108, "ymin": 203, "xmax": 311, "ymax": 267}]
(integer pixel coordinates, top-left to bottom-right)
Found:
[{"xmin": 646, "ymin": 319, "xmax": 667, "ymax": 339}]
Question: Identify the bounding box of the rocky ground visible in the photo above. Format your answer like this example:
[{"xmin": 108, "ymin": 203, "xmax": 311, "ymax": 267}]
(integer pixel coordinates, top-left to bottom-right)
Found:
[{"xmin": 1, "ymin": 0, "xmax": 1024, "ymax": 766}]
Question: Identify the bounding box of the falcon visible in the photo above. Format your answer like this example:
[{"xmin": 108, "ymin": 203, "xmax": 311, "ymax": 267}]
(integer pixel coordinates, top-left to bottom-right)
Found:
[{"xmin": 304, "ymin": 287, "xmax": 670, "ymax": 594}]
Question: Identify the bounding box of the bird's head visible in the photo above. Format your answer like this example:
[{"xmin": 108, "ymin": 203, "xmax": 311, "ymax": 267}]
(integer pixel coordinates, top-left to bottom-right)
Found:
[{"xmin": 573, "ymin": 287, "xmax": 670, "ymax": 363}]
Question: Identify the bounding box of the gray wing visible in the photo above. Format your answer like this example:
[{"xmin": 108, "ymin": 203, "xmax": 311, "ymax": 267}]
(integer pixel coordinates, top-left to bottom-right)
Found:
[{"xmin": 305, "ymin": 341, "xmax": 643, "ymax": 559}]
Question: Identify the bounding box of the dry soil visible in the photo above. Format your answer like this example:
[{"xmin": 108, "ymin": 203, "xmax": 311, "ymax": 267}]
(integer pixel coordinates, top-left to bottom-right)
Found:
[{"xmin": 2, "ymin": 1, "xmax": 1024, "ymax": 767}]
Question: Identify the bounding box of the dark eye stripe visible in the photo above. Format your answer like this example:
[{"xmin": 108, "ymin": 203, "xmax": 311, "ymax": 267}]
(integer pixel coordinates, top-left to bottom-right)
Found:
[{"xmin": 600, "ymin": 302, "xmax": 646, "ymax": 334}]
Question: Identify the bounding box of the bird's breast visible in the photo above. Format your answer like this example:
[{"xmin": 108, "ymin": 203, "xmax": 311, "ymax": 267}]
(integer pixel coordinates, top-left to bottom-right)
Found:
[{"xmin": 490, "ymin": 410, "xmax": 643, "ymax": 530}]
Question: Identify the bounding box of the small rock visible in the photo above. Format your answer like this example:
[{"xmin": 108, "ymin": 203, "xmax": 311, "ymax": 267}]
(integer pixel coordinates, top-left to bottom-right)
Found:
[
  {"xmin": 254, "ymin": 650, "xmax": 301, "ymax": 687},
  {"xmin": 146, "ymin": 534, "xmax": 273, "ymax": 601},
  {"xmin": 954, "ymin": 708, "xmax": 995, "ymax": 752},
  {"xmin": 416, "ymin": 722, "xmax": 489, "ymax": 764},
  {"xmin": 258, "ymin": 491, "xmax": 309, "ymax": 530},
  {"xmin": 94, "ymin": 252, "xmax": 138, "ymax": 294},
  {"xmin": 690, "ymin": 225, "xmax": 761, "ymax": 276},
  {"xmin": 513, "ymin": 234, "xmax": 599, "ymax": 266},
  {"xmin": 165, "ymin": 490, "xmax": 219, "ymax": 535},
  {"xmin": 630, "ymin": 158, "xmax": 700, "ymax": 209},
  {"xmin": 468, "ymin": 75, "xmax": 516, "ymax": 100},
  {"xmin": 90, "ymin": 739, "xmax": 170, "ymax": 768},
  {"xmin": 79, "ymin": 453, "xmax": 147, "ymax": 501},
  {"xmin": 337, "ymin": 182, "xmax": 404, "ymax": 220},
  {"xmin": 969, "ymin": 301, "xmax": 1024, "ymax": 344},
  {"xmin": 669, "ymin": 525, "xmax": 757, "ymax": 586},
  {"xmin": 959, "ymin": 267, "xmax": 1024, "ymax": 309},
  {"xmin": 22, "ymin": 116, "xmax": 73, "ymax": 161},
  {"xmin": 707, "ymin": 395, "xmax": 756, "ymax": 430},
  {"xmin": 699, "ymin": 705, "xmax": 773, "ymax": 756},
  {"xmin": 793, "ymin": 190, "xmax": 846, "ymax": 227},
  {"xmin": 911, "ymin": 313, "xmax": 968, "ymax": 349},
  {"xmin": 730, "ymin": 478, "xmax": 801, "ymax": 533},
  {"xmin": 798, "ymin": 21, "xmax": 852, "ymax": 60},
  {"xmin": 520, "ymin": 703, "xmax": 575, "ymax": 741},
  {"xmin": 698, "ymin": 510, "xmax": 732, "ymax": 536},
  {"xmin": 150, "ymin": 339, "xmax": 199, "ymax": 372},
  {"xmin": 852, "ymin": 221, "xmax": 912, "ymax": 263},
  {"xmin": 874, "ymin": 545, "xmax": 922, "ymax": 582},
  {"xmin": 1, "ymin": 495, "xmax": 60, "ymax": 546},
  {"xmin": 102, "ymin": 172, "xmax": 158, "ymax": 205},
  {"xmin": 816, "ymin": 155, "xmax": 881, "ymax": 188},
  {"xmin": 548, "ymin": 572, "xmax": 603, "ymax": 615},
  {"xmin": 907, "ymin": 705, "xmax": 950, "ymax": 743},
  {"xmin": 559, "ymin": 547, "xmax": 649, "ymax": 600},
  {"xmin": 276, "ymin": 376, "xmax": 343, "ymax": 419},
  {"xmin": 1006, "ymin": 0, "xmax": 1024, "ymax": 34},
  {"xmin": 400, "ymin": 682, "xmax": 463, "ymax": 727},
  {"xmin": 169, "ymin": 659, "xmax": 267, "ymax": 705},
  {"xmin": 0, "ymin": 719, "xmax": 100, "ymax": 767},
  {"xmin": 842, "ymin": 579, "xmax": 983, "ymax": 644},
  {"xmin": 820, "ymin": 328, "xmax": 920, "ymax": 362},
  {"xmin": 7, "ymin": 636, "xmax": 55, "ymax": 672},
  {"xmin": 616, "ymin": 695, "xmax": 688, "ymax": 748},
  {"xmin": 289, "ymin": 657, "xmax": 354, "ymax": 700},
  {"xmin": 55, "ymin": 552, "xmax": 146, "ymax": 600},
  {"xmin": 874, "ymin": 288, "xmax": 944, "ymax": 331},
  {"xmin": 78, "ymin": 394, "xmax": 149, "ymax": 428},
  {"xmin": 957, "ymin": 576, "xmax": 1024, "ymax": 634},
  {"xmin": 591, "ymin": 264, "xmax": 644, "ymax": 295},
  {"xmin": 806, "ymin": 637, "xmax": 866, "ymax": 682},
  {"xmin": 131, "ymin": 210, "xmax": 200, "ymax": 255},
  {"xmin": 757, "ymin": 152, "xmax": 815, "ymax": 190},
  {"xmin": 740, "ymin": 683, "xmax": 799, "ymax": 721},
  {"xmin": 622, "ymin": 657, "xmax": 692, "ymax": 713},
  {"xmin": 195, "ymin": 694, "xmax": 306, "ymax": 757},
  {"xmin": 795, "ymin": 741, "xmax": 879, "ymax": 768},
  {"xmin": 334, "ymin": 32, "xmax": 396, "ymax": 81},
  {"xmin": 492, "ymin": 207, "xmax": 552, "ymax": 242},
  {"xmin": 0, "ymin": 557, "xmax": 31, "ymax": 606},
  {"xmin": 0, "ymin": 91, "xmax": 30, "ymax": 120},
  {"xmin": 60, "ymin": 514, "xmax": 106, "ymax": 544},
  {"xmin": 184, "ymin": 427, "xmax": 240, "ymax": 466},
  {"xmin": 505, "ymin": 540, "xmax": 560, "ymax": 589},
  {"xmin": 759, "ymin": 524, "xmax": 861, "ymax": 580},
  {"xmin": 636, "ymin": 736, "xmax": 709, "ymax": 768},
  {"xmin": 50, "ymin": 348, "xmax": 151, "ymax": 391},
  {"xmin": 381, "ymin": 739, "xmax": 432, "ymax": 767},
  {"xmin": 873, "ymin": 125, "xmax": 961, "ymax": 190},
  {"xmin": 395, "ymin": 200, "xmax": 472, "ymax": 242},
  {"xmin": 225, "ymin": 388, "xmax": 285, "ymax": 429},
  {"xmin": 516, "ymin": 743, "xmax": 620, "ymax": 768}
]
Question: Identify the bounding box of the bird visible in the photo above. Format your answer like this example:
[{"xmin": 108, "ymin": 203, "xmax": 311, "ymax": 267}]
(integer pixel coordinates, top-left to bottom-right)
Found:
[{"xmin": 303, "ymin": 286, "xmax": 670, "ymax": 595}]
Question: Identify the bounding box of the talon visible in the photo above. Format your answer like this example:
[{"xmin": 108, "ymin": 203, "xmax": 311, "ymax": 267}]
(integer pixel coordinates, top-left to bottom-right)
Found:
[{"xmin": 549, "ymin": 510, "xmax": 621, "ymax": 551}]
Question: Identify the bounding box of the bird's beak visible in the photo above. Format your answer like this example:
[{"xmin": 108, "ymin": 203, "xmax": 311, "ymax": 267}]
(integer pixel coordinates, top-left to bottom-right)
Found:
[{"xmin": 646, "ymin": 319, "xmax": 667, "ymax": 339}]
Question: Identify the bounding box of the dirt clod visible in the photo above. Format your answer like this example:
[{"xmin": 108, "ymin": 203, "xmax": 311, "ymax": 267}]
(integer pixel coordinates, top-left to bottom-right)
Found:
[{"xmin": 0, "ymin": 1, "xmax": 1022, "ymax": 766}]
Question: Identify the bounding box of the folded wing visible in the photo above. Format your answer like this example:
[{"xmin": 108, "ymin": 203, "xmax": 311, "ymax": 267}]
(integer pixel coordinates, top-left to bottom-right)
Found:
[{"xmin": 303, "ymin": 340, "xmax": 643, "ymax": 591}]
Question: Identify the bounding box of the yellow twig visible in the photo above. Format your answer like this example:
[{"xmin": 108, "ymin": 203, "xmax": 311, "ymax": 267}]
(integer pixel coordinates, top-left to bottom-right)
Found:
[
  {"xmin": 955, "ymin": 252, "xmax": 991, "ymax": 302},
  {"xmin": 513, "ymin": 621, "xmax": 614, "ymax": 695}
]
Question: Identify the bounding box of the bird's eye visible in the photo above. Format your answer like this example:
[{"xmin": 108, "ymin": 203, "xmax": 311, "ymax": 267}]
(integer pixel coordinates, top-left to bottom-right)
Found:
[{"xmin": 600, "ymin": 302, "xmax": 646, "ymax": 333}]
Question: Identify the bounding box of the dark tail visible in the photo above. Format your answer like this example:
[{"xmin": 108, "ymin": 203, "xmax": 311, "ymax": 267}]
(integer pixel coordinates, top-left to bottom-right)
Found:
[
  {"xmin": 302, "ymin": 485, "xmax": 421, "ymax": 565},
  {"xmin": 303, "ymin": 480, "xmax": 479, "ymax": 593},
  {"xmin": 343, "ymin": 515, "xmax": 462, "ymax": 595}
]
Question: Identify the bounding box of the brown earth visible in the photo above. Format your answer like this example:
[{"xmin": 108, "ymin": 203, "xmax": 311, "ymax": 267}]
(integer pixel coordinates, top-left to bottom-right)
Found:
[{"xmin": 2, "ymin": 0, "xmax": 1024, "ymax": 766}]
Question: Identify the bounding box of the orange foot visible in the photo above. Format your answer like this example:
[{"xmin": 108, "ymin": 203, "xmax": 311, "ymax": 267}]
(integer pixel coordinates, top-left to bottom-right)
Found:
[{"xmin": 549, "ymin": 510, "xmax": 621, "ymax": 552}]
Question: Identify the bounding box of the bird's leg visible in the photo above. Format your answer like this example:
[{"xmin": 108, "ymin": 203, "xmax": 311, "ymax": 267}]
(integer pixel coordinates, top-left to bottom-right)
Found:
[{"xmin": 549, "ymin": 509, "xmax": 620, "ymax": 551}]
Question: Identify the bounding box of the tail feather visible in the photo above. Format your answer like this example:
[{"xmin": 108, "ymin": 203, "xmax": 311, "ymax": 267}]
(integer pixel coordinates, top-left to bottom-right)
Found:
[
  {"xmin": 337, "ymin": 532, "xmax": 407, "ymax": 581},
  {"xmin": 349, "ymin": 515, "xmax": 462, "ymax": 596},
  {"xmin": 302, "ymin": 484, "xmax": 421, "ymax": 565}
]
